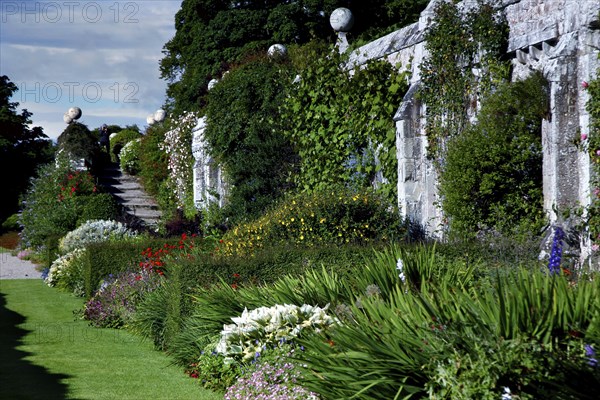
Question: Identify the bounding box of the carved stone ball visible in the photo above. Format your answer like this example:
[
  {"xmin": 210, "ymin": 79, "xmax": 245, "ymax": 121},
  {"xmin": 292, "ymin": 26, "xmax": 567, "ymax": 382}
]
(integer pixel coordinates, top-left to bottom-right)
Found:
[
  {"xmin": 268, "ymin": 44, "xmax": 287, "ymax": 59},
  {"xmin": 146, "ymin": 114, "xmax": 155, "ymax": 125},
  {"xmin": 67, "ymin": 106, "xmax": 82, "ymax": 120},
  {"xmin": 330, "ymin": 7, "xmax": 354, "ymax": 32},
  {"xmin": 154, "ymin": 109, "xmax": 166, "ymax": 122},
  {"xmin": 63, "ymin": 113, "xmax": 73, "ymax": 124},
  {"xmin": 208, "ymin": 79, "xmax": 219, "ymax": 91}
]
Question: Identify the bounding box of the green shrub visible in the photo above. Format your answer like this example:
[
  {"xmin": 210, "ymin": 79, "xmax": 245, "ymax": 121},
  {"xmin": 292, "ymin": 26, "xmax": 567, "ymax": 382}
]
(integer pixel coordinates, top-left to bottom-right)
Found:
[
  {"xmin": 109, "ymin": 128, "xmax": 141, "ymax": 162},
  {"xmin": 45, "ymin": 248, "xmax": 87, "ymax": 295},
  {"xmin": 1, "ymin": 213, "xmax": 20, "ymax": 231},
  {"xmin": 204, "ymin": 56, "xmax": 297, "ymax": 224},
  {"xmin": 439, "ymin": 73, "xmax": 548, "ymax": 237},
  {"xmin": 82, "ymin": 237, "xmax": 166, "ymax": 297},
  {"xmin": 59, "ymin": 219, "xmax": 136, "ymax": 254},
  {"xmin": 56, "ymin": 122, "xmax": 99, "ymax": 163},
  {"xmin": 219, "ymin": 188, "xmax": 406, "ymax": 256},
  {"xmin": 76, "ymin": 194, "xmax": 121, "ymax": 226},
  {"xmin": 20, "ymin": 161, "xmax": 100, "ymax": 249},
  {"xmin": 139, "ymin": 123, "xmax": 169, "ymax": 197},
  {"xmin": 119, "ymin": 138, "xmax": 141, "ymax": 174}
]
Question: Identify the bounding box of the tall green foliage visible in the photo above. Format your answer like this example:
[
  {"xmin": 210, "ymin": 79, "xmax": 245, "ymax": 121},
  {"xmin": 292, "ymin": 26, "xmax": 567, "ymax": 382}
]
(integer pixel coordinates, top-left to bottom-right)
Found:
[
  {"xmin": 439, "ymin": 73, "xmax": 548, "ymax": 236},
  {"xmin": 204, "ymin": 57, "xmax": 297, "ymax": 223},
  {"xmin": 281, "ymin": 47, "xmax": 408, "ymax": 202},
  {"xmin": 419, "ymin": 0, "xmax": 509, "ymax": 164}
]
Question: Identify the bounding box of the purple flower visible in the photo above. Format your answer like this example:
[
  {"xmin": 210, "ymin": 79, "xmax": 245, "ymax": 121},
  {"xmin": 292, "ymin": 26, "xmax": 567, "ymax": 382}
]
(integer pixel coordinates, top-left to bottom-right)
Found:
[
  {"xmin": 548, "ymin": 227, "xmax": 564, "ymax": 275},
  {"xmin": 585, "ymin": 344, "xmax": 598, "ymax": 367}
]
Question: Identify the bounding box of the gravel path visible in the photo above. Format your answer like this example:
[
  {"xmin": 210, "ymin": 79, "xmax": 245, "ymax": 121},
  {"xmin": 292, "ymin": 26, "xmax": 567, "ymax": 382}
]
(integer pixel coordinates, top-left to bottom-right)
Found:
[{"xmin": 0, "ymin": 252, "xmax": 43, "ymax": 279}]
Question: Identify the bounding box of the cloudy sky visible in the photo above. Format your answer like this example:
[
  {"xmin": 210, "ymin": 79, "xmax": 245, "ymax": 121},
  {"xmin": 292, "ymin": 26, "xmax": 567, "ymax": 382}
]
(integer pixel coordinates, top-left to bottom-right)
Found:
[{"xmin": 1, "ymin": 0, "xmax": 182, "ymax": 140}]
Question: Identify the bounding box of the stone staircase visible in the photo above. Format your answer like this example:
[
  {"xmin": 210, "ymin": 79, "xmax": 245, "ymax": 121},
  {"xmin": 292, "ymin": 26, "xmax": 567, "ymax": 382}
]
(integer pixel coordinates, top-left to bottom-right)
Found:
[{"xmin": 96, "ymin": 162, "xmax": 162, "ymax": 228}]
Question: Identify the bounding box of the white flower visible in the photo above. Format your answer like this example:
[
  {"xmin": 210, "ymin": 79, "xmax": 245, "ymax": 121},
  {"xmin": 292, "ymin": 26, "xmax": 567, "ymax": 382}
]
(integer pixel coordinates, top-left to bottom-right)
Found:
[
  {"xmin": 501, "ymin": 386, "xmax": 512, "ymax": 400},
  {"xmin": 397, "ymin": 258, "xmax": 406, "ymax": 283}
]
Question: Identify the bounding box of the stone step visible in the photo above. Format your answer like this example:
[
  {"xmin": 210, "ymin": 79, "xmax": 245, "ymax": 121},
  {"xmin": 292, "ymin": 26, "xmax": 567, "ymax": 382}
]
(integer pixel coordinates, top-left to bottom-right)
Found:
[
  {"xmin": 124, "ymin": 207, "xmax": 162, "ymax": 220},
  {"xmin": 117, "ymin": 198, "xmax": 160, "ymax": 209}
]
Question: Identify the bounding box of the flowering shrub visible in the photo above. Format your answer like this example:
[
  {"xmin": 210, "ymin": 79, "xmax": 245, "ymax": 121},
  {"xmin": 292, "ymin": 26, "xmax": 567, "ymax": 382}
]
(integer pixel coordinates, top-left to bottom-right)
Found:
[
  {"xmin": 160, "ymin": 113, "xmax": 195, "ymax": 213},
  {"xmin": 119, "ymin": 138, "xmax": 142, "ymax": 174},
  {"xmin": 45, "ymin": 248, "xmax": 86, "ymax": 293},
  {"xmin": 225, "ymin": 359, "xmax": 319, "ymax": 400},
  {"xmin": 216, "ymin": 303, "xmax": 337, "ymax": 363},
  {"xmin": 219, "ymin": 188, "xmax": 405, "ymax": 256},
  {"xmin": 59, "ymin": 219, "xmax": 136, "ymax": 254},
  {"xmin": 83, "ymin": 269, "xmax": 163, "ymax": 328}
]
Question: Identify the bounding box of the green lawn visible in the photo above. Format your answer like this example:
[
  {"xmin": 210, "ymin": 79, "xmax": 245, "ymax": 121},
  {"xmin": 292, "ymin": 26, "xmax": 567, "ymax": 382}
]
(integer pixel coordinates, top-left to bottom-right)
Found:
[{"xmin": 0, "ymin": 279, "xmax": 221, "ymax": 400}]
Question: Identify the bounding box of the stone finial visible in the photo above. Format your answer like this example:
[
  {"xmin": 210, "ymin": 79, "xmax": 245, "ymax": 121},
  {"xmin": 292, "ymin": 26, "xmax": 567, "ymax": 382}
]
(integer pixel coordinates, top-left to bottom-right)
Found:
[
  {"xmin": 67, "ymin": 107, "xmax": 82, "ymax": 120},
  {"xmin": 63, "ymin": 113, "xmax": 73, "ymax": 124},
  {"xmin": 208, "ymin": 79, "xmax": 219, "ymax": 91},
  {"xmin": 146, "ymin": 114, "xmax": 156, "ymax": 125},
  {"xmin": 268, "ymin": 44, "xmax": 288, "ymax": 59},
  {"xmin": 154, "ymin": 109, "xmax": 166, "ymax": 123},
  {"xmin": 330, "ymin": 7, "xmax": 354, "ymax": 32}
]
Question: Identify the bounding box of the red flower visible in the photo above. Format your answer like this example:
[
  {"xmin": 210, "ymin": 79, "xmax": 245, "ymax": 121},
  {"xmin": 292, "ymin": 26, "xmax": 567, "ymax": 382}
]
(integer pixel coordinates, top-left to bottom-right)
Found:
[
  {"xmin": 181, "ymin": 233, "xmax": 187, "ymax": 241},
  {"xmin": 231, "ymin": 283, "xmax": 239, "ymax": 289},
  {"xmin": 233, "ymin": 273, "xmax": 241, "ymax": 278},
  {"xmin": 135, "ymin": 275, "xmax": 142, "ymax": 281}
]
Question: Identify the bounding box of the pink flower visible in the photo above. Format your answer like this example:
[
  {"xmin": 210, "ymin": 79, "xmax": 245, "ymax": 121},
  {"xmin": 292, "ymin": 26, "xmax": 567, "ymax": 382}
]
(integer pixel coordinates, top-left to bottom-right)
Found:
[
  {"xmin": 592, "ymin": 244, "xmax": 599, "ymax": 252},
  {"xmin": 594, "ymin": 188, "xmax": 600, "ymax": 197},
  {"xmin": 596, "ymin": 150, "xmax": 600, "ymax": 156},
  {"xmin": 582, "ymin": 133, "xmax": 588, "ymax": 141},
  {"xmin": 582, "ymin": 81, "xmax": 589, "ymax": 89}
]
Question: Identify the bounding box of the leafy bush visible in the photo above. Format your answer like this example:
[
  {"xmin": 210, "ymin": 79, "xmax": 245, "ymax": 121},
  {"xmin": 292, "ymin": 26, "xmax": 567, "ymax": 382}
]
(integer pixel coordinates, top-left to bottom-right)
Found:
[
  {"xmin": 82, "ymin": 269, "xmax": 164, "ymax": 328},
  {"xmin": 1, "ymin": 213, "xmax": 20, "ymax": 231},
  {"xmin": 439, "ymin": 73, "xmax": 548, "ymax": 237},
  {"xmin": 219, "ymin": 188, "xmax": 406, "ymax": 256},
  {"xmin": 109, "ymin": 128, "xmax": 141, "ymax": 162},
  {"xmin": 59, "ymin": 219, "xmax": 136, "ymax": 254},
  {"xmin": 19, "ymin": 161, "xmax": 100, "ymax": 249},
  {"xmin": 282, "ymin": 46, "xmax": 407, "ymax": 201},
  {"xmin": 75, "ymin": 193, "xmax": 120, "ymax": 225},
  {"xmin": 56, "ymin": 122, "xmax": 99, "ymax": 162},
  {"xmin": 204, "ymin": 56, "xmax": 297, "ymax": 224},
  {"xmin": 119, "ymin": 138, "xmax": 141, "ymax": 174},
  {"xmin": 45, "ymin": 248, "xmax": 86, "ymax": 295},
  {"xmin": 81, "ymin": 237, "xmax": 177, "ymax": 298}
]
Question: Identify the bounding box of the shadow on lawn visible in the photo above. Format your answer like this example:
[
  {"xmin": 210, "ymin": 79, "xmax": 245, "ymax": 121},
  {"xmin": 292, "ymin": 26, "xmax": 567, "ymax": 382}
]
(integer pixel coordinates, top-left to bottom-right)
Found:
[{"xmin": 0, "ymin": 292, "xmax": 72, "ymax": 400}]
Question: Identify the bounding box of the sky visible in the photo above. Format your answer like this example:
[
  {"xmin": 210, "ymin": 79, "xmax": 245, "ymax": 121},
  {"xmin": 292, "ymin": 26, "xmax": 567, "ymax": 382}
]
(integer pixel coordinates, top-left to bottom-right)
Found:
[{"xmin": 0, "ymin": 0, "xmax": 183, "ymax": 140}]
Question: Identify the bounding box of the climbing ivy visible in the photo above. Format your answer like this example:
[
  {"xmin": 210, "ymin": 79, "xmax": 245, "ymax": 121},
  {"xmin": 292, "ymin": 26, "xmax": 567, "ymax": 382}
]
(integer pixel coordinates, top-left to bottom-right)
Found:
[
  {"xmin": 585, "ymin": 57, "xmax": 600, "ymax": 247},
  {"xmin": 419, "ymin": 0, "xmax": 509, "ymax": 166},
  {"xmin": 281, "ymin": 46, "xmax": 408, "ymax": 203}
]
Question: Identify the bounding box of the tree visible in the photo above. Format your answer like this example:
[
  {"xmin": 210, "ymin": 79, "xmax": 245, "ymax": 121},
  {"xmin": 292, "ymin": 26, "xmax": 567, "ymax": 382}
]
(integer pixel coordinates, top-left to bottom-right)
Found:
[
  {"xmin": 160, "ymin": 0, "xmax": 428, "ymax": 113},
  {"xmin": 0, "ymin": 75, "xmax": 53, "ymax": 225}
]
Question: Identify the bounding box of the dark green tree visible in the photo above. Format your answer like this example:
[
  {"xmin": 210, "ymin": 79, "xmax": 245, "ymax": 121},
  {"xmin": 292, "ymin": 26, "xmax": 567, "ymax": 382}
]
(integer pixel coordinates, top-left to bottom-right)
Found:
[
  {"xmin": 160, "ymin": 0, "xmax": 428, "ymax": 113},
  {"xmin": 0, "ymin": 75, "xmax": 53, "ymax": 225},
  {"xmin": 56, "ymin": 122, "xmax": 98, "ymax": 162}
]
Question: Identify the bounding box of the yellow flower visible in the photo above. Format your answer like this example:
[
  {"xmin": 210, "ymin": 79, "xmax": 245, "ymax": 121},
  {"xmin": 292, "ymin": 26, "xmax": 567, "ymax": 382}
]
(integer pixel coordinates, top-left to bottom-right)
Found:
[{"xmin": 291, "ymin": 218, "xmax": 295, "ymax": 222}]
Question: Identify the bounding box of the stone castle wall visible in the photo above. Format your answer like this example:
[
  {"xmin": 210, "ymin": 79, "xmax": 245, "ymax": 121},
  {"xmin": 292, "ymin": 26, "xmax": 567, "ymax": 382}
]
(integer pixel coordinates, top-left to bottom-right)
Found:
[{"xmin": 347, "ymin": 0, "xmax": 599, "ymax": 243}]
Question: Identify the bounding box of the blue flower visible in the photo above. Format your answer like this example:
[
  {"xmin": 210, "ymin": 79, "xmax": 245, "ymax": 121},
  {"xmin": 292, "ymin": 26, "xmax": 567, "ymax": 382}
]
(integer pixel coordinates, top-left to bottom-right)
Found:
[
  {"xmin": 585, "ymin": 344, "xmax": 598, "ymax": 367},
  {"xmin": 548, "ymin": 227, "xmax": 565, "ymax": 275}
]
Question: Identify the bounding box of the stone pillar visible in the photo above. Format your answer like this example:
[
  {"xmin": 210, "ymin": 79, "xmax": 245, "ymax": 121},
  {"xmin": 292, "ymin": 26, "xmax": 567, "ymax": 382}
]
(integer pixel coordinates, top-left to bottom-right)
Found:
[{"xmin": 395, "ymin": 83, "xmax": 444, "ymax": 237}]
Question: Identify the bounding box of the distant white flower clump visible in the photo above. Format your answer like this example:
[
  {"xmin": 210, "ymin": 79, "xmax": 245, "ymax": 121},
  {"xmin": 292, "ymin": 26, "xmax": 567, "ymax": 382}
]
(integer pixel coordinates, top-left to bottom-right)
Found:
[
  {"xmin": 216, "ymin": 303, "xmax": 338, "ymax": 362},
  {"xmin": 45, "ymin": 248, "xmax": 86, "ymax": 287},
  {"xmin": 59, "ymin": 219, "xmax": 136, "ymax": 254}
]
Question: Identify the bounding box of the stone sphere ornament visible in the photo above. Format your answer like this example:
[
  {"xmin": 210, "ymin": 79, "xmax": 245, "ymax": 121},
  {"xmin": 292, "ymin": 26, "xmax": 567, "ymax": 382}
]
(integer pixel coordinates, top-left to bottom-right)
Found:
[
  {"xmin": 208, "ymin": 79, "xmax": 219, "ymax": 91},
  {"xmin": 63, "ymin": 113, "xmax": 73, "ymax": 124},
  {"xmin": 330, "ymin": 7, "xmax": 354, "ymax": 32},
  {"xmin": 146, "ymin": 114, "xmax": 155, "ymax": 125},
  {"xmin": 154, "ymin": 109, "xmax": 166, "ymax": 123},
  {"xmin": 268, "ymin": 44, "xmax": 288, "ymax": 59},
  {"xmin": 67, "ymin": 106, "xmax": 82, "ymax": 120}
]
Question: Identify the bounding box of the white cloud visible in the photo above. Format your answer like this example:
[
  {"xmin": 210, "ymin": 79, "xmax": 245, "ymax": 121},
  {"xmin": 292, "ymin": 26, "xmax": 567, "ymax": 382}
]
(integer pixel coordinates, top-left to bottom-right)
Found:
[{"xmin": 0, "ymin": 0, "xmax": 182, "ymax": 139}]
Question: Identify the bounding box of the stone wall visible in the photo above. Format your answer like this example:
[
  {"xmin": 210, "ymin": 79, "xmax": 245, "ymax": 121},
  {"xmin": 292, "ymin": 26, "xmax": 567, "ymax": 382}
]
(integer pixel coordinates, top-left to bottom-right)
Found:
[{"xmin": 347, "ymin": 0, "xmax": 600, "ymax": 241}]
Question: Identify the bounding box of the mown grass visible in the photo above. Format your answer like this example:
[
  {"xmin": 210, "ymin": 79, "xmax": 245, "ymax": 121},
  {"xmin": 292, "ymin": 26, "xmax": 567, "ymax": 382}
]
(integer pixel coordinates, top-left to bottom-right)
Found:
[{"xmin": 0, "ymin": 279, "xmax": 221, "ymax": 400}]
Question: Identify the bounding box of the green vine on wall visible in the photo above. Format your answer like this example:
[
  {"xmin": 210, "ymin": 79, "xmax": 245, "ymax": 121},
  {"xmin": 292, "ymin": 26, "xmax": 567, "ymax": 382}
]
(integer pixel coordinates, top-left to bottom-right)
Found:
[
  {"xmin": 281, "ymin": 47, "xmax": 409, "ymax": 203},
  {"xmin": 585, "ymin": 57, "xmax": 600, "ymax": 248},
  {"xmin": 419, "ymin": 0, "xmax": 509, "ymax": 166}
]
